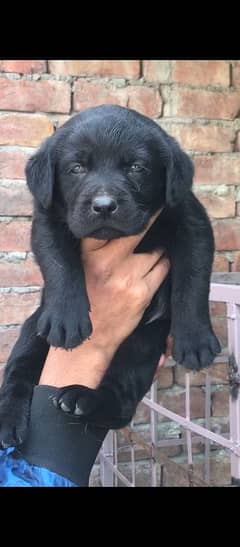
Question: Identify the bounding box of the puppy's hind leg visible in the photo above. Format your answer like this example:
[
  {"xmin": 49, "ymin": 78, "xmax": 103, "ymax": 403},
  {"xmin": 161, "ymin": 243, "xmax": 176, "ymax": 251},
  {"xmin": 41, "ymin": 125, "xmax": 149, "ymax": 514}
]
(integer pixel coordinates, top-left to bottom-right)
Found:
[
  {"xmin": 0, "ymin": 305, "xmax": 49, "ymax": 447},
  {"xmin": 52, "ymin": 320, "xmax": 171, "ymax": 429}
]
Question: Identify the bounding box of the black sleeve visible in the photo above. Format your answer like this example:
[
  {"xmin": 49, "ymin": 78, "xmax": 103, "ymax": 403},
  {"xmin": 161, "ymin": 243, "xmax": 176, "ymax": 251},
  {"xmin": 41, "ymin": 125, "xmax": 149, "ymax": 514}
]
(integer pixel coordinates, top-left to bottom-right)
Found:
[{"xmin": 17, "ymin": 385, "xmax": 108, "ymax": 486}]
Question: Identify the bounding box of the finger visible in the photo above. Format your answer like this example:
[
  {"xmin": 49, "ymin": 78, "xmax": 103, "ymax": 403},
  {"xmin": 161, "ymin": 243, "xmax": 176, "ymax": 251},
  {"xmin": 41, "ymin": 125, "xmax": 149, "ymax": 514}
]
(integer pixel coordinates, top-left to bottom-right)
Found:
[
  {"xmin": 81, "ymin": 209, "xmax": 163, "ymax": 265},
  {"xmin": 144, "ymin": 256, "xmax": 170, "ymax": 298},
  {"xmin": 154, "ymin": 354, "xmax": 166, "ymax": 379},
  {"xmin": 99, "ymin": 208, "xmax": 163, "ymax": 260},
  {"xmin": 155, "ymin": 338, "xmax": 173, "ymax": 382},
  {"xmin": 158, "ymin": 354, "xmax": 166, "ymax": 367},
  {"xmin": 129, "ymin": 249, "xmax": 166, "ymax": 277}
]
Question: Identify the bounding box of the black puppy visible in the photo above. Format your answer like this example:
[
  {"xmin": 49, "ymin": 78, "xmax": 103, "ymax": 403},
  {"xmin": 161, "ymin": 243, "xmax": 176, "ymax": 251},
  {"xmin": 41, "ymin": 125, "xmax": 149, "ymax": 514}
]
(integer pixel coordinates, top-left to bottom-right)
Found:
[{"xmin": 0, "ymin": 104, "xmax": 221, "ymax": 446}]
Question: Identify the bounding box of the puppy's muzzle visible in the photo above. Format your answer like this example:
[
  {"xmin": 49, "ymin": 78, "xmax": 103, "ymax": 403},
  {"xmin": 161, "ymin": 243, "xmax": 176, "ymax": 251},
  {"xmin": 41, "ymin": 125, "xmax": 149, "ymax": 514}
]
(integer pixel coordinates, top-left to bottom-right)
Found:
[{"xmin": 91, "ymin": 194, "xmax": 118, "ymax": 216}]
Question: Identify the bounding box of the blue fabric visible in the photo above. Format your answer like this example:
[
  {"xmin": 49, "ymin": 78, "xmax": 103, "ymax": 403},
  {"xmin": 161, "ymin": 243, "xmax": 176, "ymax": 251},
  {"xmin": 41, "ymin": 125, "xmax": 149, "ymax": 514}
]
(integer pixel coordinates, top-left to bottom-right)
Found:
[{"xmin": 0, "ymin": 448, "xmax": 77, "ymax": 487}]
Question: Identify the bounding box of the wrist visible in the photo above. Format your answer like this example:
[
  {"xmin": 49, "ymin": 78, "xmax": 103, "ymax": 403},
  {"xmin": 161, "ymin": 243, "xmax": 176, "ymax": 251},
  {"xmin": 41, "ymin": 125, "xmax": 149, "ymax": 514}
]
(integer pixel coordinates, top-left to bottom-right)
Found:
[
  {"xmin": 87, "ymin": 333, "xmax": 119, "ymax": 364},
  {"xmin": 39, "ymin": 338, "xmax": 116, "ymax": 389},
  {"xmin": 77, "ymin": 339, "xmax": 113, "ymax": 388},
  {"xmin": 19, "ymin": 385, "xmax": 108, "ymax": 486}
]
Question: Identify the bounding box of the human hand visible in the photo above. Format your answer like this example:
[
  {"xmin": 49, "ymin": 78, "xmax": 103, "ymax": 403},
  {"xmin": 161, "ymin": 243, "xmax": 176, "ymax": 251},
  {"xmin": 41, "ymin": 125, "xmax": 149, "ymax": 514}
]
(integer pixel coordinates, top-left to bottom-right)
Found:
[
  {"xmin": 40, "ymin": 211, "xmax": 170, "ymax": 388},
  {"xmin": 154, "ymin": 335, "xmax": 174, "ymax": 380},
  {"xmin": 81, "ymin": 212, "xmax": 170, "ymax": 360}
]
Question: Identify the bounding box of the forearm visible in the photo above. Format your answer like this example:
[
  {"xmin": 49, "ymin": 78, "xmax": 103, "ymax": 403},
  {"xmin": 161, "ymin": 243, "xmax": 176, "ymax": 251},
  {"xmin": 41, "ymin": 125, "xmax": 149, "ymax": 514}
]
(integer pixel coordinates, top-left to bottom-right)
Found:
[
  {"xmin": 16, "ymin": 333, "xmax": 116, "ymax": 485},
  {"xmin": 18, "ymin": 385, "xmax": 108, "ymax": 486},
  {"xmin": 39, "ymin": 335, "xmax": 118, "ymax": 388}
]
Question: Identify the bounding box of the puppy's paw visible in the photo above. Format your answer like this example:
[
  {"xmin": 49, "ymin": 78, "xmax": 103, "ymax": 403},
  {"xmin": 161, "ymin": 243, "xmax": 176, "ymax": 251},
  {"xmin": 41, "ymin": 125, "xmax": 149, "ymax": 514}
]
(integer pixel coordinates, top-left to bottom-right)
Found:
[
  {"xmin": 0, "ymin": 386, "xmax": 32, "ymax": 448},
  {"xmin": 52, "ymin": 385, "xmax": 98, "ymax": 416},
  {"xmin": 53, "ymin": 385, "xmax": 134, "ymax": 430},
  {"xmin": 172, "ymin": 325, "xmax": 221, "ymax": 370},
  {"xmin": 37, "ymin": 298, "xmax": 92, "ymax": 349}
]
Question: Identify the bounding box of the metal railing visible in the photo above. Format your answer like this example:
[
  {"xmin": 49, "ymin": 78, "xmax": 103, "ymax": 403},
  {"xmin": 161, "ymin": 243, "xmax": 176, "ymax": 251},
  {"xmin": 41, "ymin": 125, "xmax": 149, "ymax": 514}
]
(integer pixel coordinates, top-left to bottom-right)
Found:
[{"xmin": 99, "ymin": 273, "xmax": 240, "ymax": 487}]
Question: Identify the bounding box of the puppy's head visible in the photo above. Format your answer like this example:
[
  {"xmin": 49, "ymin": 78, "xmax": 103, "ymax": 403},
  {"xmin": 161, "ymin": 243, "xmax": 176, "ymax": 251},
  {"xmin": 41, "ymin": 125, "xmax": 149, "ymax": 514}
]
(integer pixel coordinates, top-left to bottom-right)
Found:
[{"xmin": 26, "ymin": 105, "xmax": 194, "ymax": 239}]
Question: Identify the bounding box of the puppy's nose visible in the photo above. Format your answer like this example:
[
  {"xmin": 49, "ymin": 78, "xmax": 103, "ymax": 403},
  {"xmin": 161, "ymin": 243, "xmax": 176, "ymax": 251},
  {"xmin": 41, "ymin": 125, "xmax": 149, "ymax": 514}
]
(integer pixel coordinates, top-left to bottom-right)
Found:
[{"xmin": 92, "ymin": 195, "xmax": 118, "ymax": 215}]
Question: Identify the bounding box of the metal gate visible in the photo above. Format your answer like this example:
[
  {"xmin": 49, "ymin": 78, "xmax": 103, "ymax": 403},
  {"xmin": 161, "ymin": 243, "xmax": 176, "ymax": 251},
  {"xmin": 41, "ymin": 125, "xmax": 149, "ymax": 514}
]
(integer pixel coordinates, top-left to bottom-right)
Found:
[{"xmin": 99, "ymin": 273, "xmax": 240, "ymax": 487}]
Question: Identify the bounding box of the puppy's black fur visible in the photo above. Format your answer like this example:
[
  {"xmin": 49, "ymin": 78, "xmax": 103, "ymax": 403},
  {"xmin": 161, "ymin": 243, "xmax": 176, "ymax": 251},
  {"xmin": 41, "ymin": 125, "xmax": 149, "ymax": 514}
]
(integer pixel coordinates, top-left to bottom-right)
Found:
[{"xmin": 0, "ymin": 105, "xmax": 221, "ymax": 446}]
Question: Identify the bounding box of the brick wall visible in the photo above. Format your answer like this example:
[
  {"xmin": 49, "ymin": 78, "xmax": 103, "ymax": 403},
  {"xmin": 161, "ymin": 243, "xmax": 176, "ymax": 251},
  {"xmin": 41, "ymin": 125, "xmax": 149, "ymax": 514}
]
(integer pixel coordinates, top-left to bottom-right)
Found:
[{"xmin": 0, "ymin": 61, "xmax": 239, "ymax": 479}]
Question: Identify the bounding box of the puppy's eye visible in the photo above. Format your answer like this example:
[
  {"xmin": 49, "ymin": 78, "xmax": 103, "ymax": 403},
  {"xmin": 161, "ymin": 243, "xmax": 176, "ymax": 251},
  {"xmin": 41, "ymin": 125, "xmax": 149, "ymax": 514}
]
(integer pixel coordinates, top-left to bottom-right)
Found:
[
  {"xmin": 129, "ymin": 164, "xmax": 144, "ymax": 173},
  {"xmin": 70, "ymin": 164, "xmax": 87, "ymax": 174}
]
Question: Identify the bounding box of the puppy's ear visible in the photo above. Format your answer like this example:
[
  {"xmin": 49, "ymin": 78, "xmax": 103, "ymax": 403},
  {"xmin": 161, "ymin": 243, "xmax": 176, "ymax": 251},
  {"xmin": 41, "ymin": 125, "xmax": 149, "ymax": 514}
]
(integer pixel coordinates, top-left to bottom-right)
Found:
[
  {"xmin": 25, "ymin": 137, "xmax": 54, "ymax": 209},
  {"xmin": 166, "ymin": 138, "xmax": 194, "ymax": 207}
]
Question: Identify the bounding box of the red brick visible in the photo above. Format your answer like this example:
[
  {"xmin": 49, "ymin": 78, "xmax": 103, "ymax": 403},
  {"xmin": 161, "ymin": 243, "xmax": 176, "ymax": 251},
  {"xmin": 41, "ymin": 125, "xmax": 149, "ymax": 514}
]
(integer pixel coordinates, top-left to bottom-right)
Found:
[
  {"xmin": 0, "ymin": 327, "xmax": 20, "ymax": 363},
  {"xmin": 173, "ymin": 454, "xmax": 230, "ymax": 487},
  {"xmin": 210, "ymin": 302, "xmax": 226, "ymax": 316},
  {"xmin": 0, "ymin": 221, "xmax": 31, "ymax": 251},
  {"xmin": 49, "ymin": 60, "xmax": 140, "ymax": 79},
  {"xmin": 143, "ymin": 60, "xmax": 171, "ymax": 82},
  {"xmin": 76, "ymin": 81, "xmax": 163, "ymax": 118},
  {"xmin": 172, "ymin": 61, "xmax": 229, "ymax": 87},
  {"xmin": 213, "ymin": 220, "xmax": 240, "ymax": 250},
  {"xmin": 117, "ymin": 429, "xmax": 180, "ymax": 459},
  {"xmin": 195, "ymin": 188, "xmax": 235, "ymax": 219},
  {"xmin": 157, "ymin": 387, "xmax": 205, "ymax": 419},
  {"xmin": 0, "ymin": 114, "xmax": 53, "ymax": 146},
  {"xmin": 209, "ymin": 456, "xmax": 230, "ymax": 486},
  {"xmin": 170, "ymin": 88, "xmax": 240, "ymax": 120},
  {"xmin": 211, "ymin": 317, "xmax": 228, "ymax": 347},
  {"xmin": 212, "ymin": 388, "xmax": 229, "ymax": 417},
  {"xmin": 0, "ymin": 79, "xmax": 70, "ymax": 113},
  {"xmin": 232, "ymin": 252, "xmax": 240, "ymax": 271},
  {"xmin": 194, "ymin": 154, "xmax": 240, "ymax": 185},
  {"xmin": 236, "ymin": 132, "xmax": 240, "ymax": 152},
  {"xmin": 127, "ymin": 86, "xmax": 162, "ymax": 117},
  {"xmin": 174, "ymin": 361, "xmax": 228, "ymax": 386},
  {"xmin": 116, "ymin": 439, "xmax": 181, "ymax": 463},
  {"xmin": 0, "ymin": 148, "xmax": 30, "ymax": 179},
  {"xmin": 232, "ymin": 62, "xmax": 240, "ymax": 87},
  {"xmin": 0, "ymin": 291, "xmax": 40, "ymax": 325},
  {"xmin": 208, "ymin": 361, "xmax": 229, "ymax": 385},
  {"xmin": 157, "ymin": 366, "xmax": 173, "ymax": 388},
  {"xmin": 73, "ymin": 80, "xmax": 127, "ymax": 111},
  {"xmin": 0, "ymin": 60, "xmax": 46, "ymax": 73},
  {"xmin": 0, "ymin": 182, "xmax": 32, "ymax": 215},
  {"xmin": 134, "ymin": 402, "xmax": 151, "ymax": 424},
  {"xmin": 168, "ymin": 124, "xmax": 233, "ymax": 153},
  {"xmin": 0, "ymin": 258, "xmax": 42, "ymax": 287},
  {"xmin": 212, "ymin": 254, "xmax": 229, "ymax": 272}
]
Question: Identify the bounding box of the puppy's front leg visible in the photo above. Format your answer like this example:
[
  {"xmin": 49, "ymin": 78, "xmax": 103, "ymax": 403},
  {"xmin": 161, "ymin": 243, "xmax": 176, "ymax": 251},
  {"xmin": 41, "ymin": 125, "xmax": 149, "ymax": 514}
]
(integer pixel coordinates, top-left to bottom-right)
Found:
[
  {"xmin": 33, "ymin": 209, "xmax": 92, "ymax": 349},
  {"xmin": 171, "ymin": 194, "xmax": 221, "ymax": 370}
]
